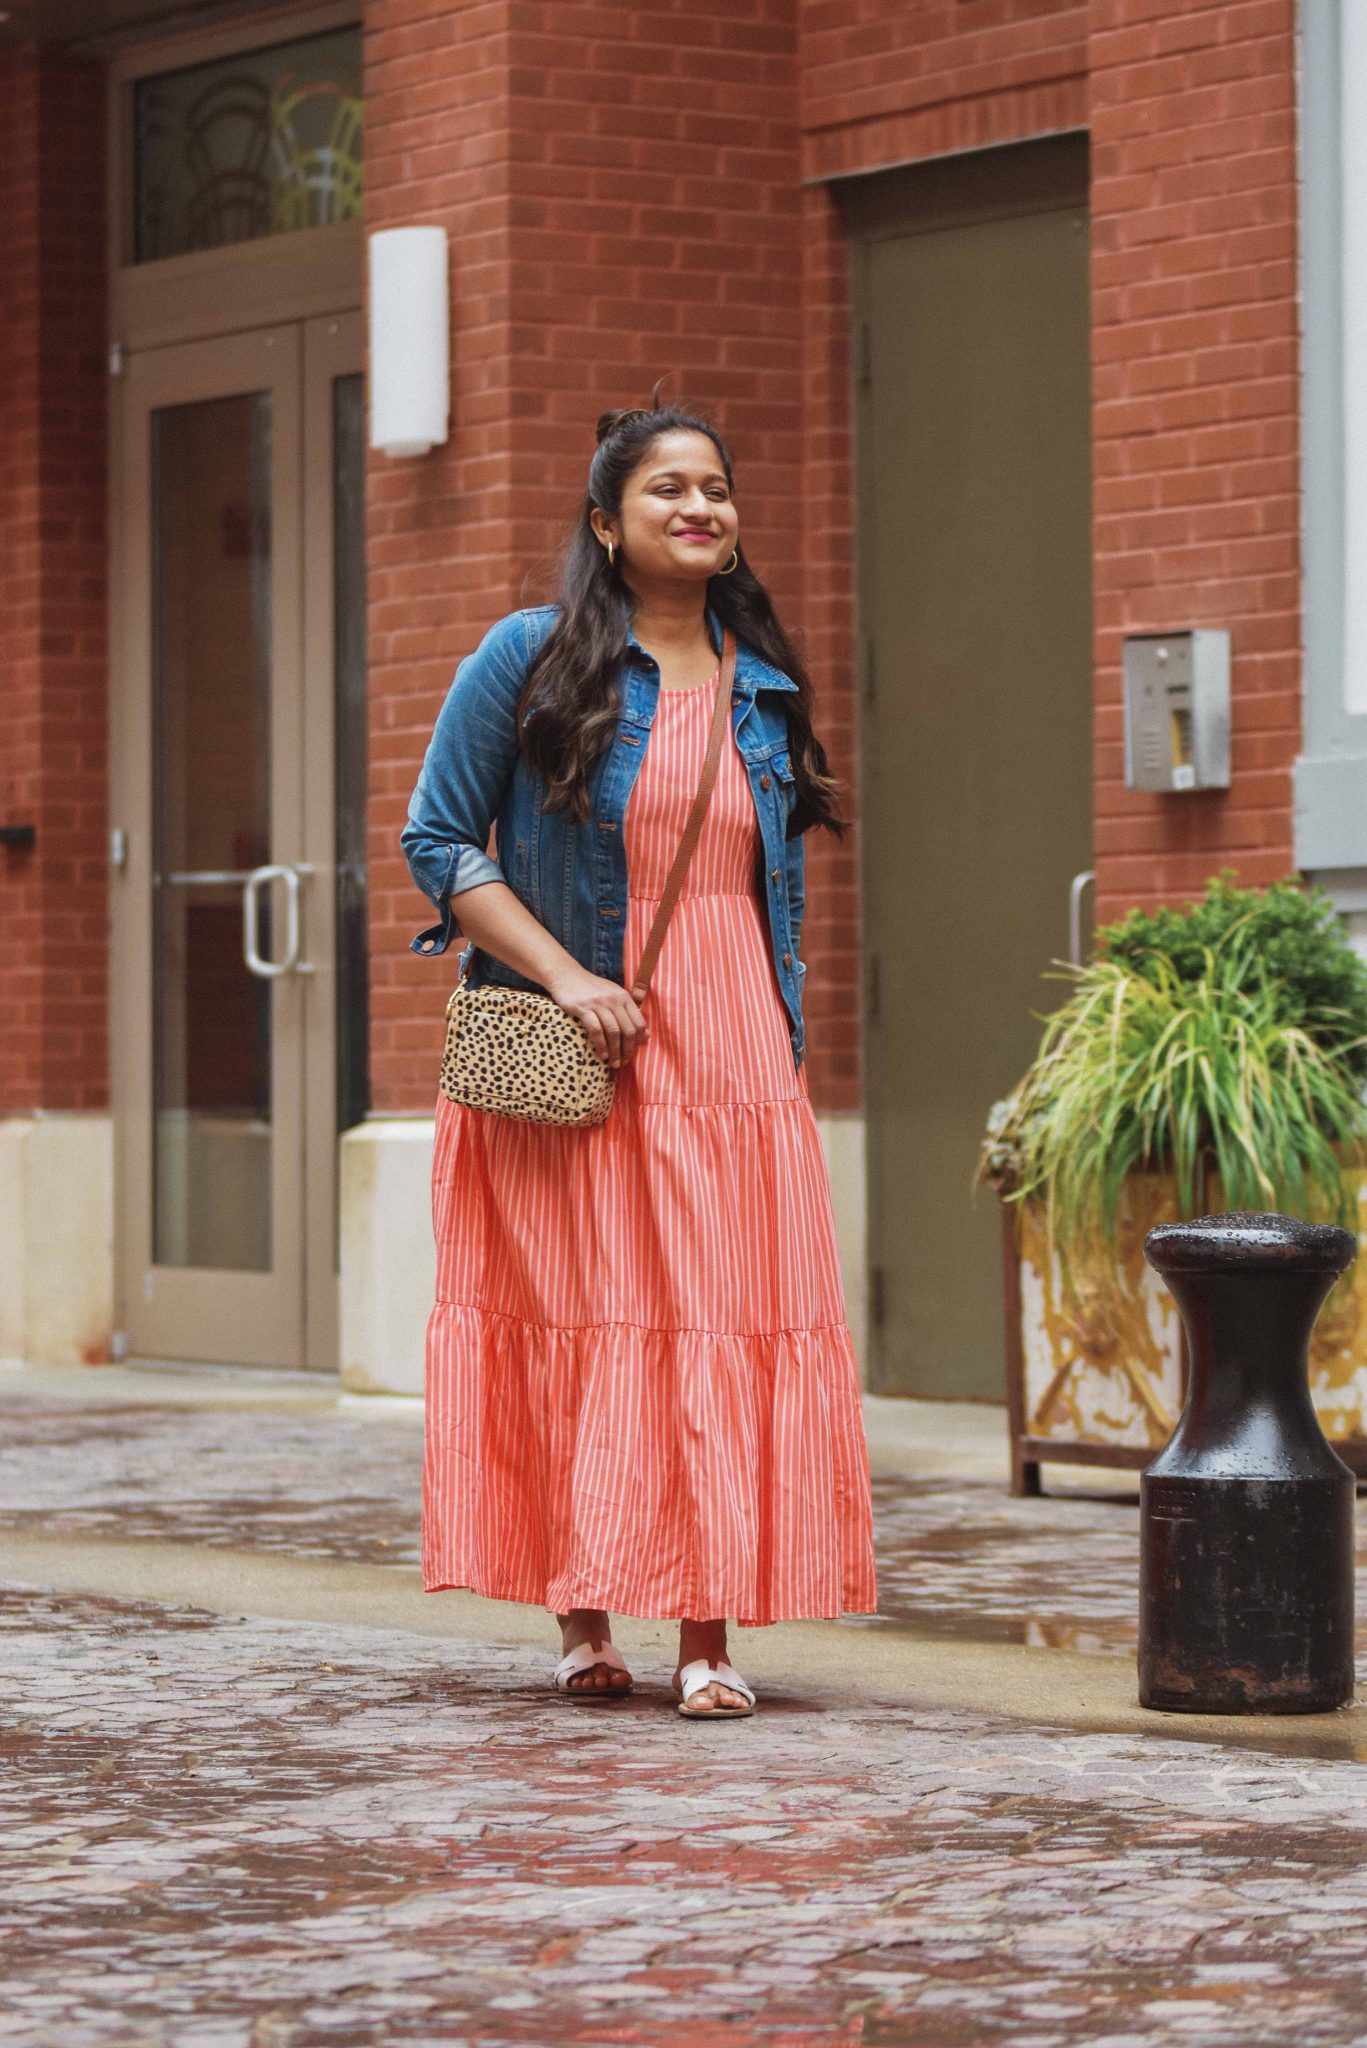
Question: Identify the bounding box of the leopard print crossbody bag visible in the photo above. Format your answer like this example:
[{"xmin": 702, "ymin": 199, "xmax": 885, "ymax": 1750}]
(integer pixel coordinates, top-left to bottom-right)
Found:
[{"xmin": 438, "ymin": 628, "xmax": 738, "ymax": 1126}]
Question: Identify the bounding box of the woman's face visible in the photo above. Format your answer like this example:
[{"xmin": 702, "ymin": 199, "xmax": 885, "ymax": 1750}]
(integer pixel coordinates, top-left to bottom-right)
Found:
[{"xmin": 595, "ymin": 428, "xmax": 739, "ymax": 588}]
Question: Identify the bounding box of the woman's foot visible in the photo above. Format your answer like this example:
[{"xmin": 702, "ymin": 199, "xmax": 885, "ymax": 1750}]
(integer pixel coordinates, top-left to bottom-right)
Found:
[
  {"xmin": 673, "ymin": 1619, "xmax": 753, "ymax": 1715},
  {"xmin": 555, "ymin": 1609, "xmax": 632, "ymax": 1696}
]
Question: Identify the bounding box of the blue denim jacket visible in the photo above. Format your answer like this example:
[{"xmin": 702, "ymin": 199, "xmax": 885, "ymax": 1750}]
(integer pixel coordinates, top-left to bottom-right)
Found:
[{"xmin": 401, "ymin": 596, "xmax": 808, "ymax": 1068}]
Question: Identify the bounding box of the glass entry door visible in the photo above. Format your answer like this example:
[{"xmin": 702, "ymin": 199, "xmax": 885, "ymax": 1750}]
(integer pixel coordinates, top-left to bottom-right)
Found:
[{"xmin": 114, "ymin": 316, "xmax": 364, "ymax": 1368}]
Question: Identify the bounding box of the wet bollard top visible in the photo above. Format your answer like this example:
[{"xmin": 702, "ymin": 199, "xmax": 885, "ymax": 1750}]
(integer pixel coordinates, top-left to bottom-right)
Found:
[{"xmin": 1139, "ymin": 1211, "xmax": 1358, "ymax": 1716}]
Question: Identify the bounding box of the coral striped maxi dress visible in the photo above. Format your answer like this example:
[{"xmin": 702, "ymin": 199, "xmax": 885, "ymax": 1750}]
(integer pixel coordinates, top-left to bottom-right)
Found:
[{"xmin": 423, "ymin": 665, "xmax": 877, "ymax": 1626}]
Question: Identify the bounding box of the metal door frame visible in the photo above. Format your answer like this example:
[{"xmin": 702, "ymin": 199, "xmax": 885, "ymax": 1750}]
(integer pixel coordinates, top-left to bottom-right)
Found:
[
  {"xmin": 110, "ymin": 312, "xmax": 362, "ymax": 1368},
  {"xmin": 301, "ymin": 310, "xmax": 364, "ymax": 1369}
]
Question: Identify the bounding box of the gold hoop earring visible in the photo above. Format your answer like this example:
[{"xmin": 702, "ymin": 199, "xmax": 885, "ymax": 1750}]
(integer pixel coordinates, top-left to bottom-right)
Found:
[
  {"xmin": 606, "ymin": 538, "xmax": 616, "ymax": 569},
  {"xmin": 717, "ymin": 548, "xmax": 740, "ymax": 576}
]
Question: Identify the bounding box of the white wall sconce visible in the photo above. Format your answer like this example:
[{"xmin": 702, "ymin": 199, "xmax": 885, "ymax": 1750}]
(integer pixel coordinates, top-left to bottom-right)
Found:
[{"xmin": 368, "ymin": 226, "xmax": 450, "ymax": 457}]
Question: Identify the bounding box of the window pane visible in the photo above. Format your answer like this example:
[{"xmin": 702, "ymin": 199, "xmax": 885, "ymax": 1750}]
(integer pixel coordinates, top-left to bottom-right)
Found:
[
  {"xmin": 134, "ymin": 26, "xmax": 362, "ymax": 264},
  {"xmin": 151, "ymin": 393, "xmax": 274, "ymax": 1271}
]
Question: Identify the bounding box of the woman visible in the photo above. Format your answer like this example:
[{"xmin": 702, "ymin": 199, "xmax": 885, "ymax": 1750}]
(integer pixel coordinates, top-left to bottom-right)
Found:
[{"xmin": 402, "ymin": 391, "xmax": 877, "ymax": 1718}]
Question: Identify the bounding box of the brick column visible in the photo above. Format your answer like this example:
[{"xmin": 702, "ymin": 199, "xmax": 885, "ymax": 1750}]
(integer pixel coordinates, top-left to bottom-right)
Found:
[
  {"xmin": 363, "ymin": 0, "xmax": 520, "ymax": 1114},
  {"xmin": 798, "ymin": 179, "xmax": 861, "ymax": 1114},
  {"xmin": 1089, "ymin": 0, "xmax": 1301, "ymax": 922},
  {"xmin": 0, "ymin": 45, "xmax": 108, "ymax": 1116}
]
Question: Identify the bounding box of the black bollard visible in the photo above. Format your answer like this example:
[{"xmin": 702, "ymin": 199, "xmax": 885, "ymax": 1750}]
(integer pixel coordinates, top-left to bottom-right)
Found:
[{"xmin": 1139, "ymin": 1211, "xmax": 1358, "ymax": 1715}]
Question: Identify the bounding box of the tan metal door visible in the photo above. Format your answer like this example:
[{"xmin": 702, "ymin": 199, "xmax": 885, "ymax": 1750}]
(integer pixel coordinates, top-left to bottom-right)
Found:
[
  {"xmin": 112, "ymin": 313, "xmax": 364, "ymax": 1368},
  {"xmin": 851, "ymin": 138, "xmax": 1094, "ymax": 1399}
]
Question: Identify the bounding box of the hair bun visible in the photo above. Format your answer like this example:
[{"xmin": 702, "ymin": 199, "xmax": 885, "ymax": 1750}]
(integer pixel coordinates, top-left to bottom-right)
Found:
[
  {"xmin": 594, "ymin": 382, "xmax": 671, "ymax": 445},
  {"xmin": 595, "ymin": 405, "xmax": 649, "ymax": 446}
]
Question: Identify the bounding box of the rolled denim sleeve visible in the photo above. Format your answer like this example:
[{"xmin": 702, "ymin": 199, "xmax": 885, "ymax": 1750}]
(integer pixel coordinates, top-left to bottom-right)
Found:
[{"xmin": 401, "ymin": 609, "xmax": 531, "ymax": 957}]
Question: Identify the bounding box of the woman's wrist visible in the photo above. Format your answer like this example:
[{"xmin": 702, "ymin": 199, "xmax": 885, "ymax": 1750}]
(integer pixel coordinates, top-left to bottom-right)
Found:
[
  {"xmin": 447, "ymin": 885, "xmax": 582, "ymax": 996},
  {"xmin": 541, "ymin": 958, "xmax": 587, "ymax": 1004}
]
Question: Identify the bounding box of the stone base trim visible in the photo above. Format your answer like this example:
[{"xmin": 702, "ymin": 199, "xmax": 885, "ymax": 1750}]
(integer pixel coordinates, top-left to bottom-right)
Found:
[{"xmin": 0, "ymin": 1114, "xmax": 113, "ymax": 1367}]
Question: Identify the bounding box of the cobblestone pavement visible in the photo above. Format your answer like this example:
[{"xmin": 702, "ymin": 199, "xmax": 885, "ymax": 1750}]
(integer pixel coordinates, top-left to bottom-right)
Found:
[
  {"xmin": 5, "ymin": 1387, "xmax": 1367, "ymax": 2045},
  {"xmin": 5, "ymin": 1585, "xmax": 1367, "ymax": 2048},
  {"xmin": 0, "ymin": 1396, "xmax": 1363, "ymax": 1659}
]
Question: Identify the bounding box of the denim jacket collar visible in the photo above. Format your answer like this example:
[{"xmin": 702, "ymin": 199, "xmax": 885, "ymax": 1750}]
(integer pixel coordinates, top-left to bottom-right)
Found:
[{"xmin": 620, "ymin": 595, "xmax": 799, "ymax": 696}]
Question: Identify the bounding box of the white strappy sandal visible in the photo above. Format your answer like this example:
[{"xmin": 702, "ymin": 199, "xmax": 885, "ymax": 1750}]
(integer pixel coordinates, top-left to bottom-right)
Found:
[
  {"xmin": 553, "ymin": 1639, "xmax": 633, "ymax": 1702},
  {"xmin": 675, "ymin": 1658, "xmax": 756, "ymax": 1719}
]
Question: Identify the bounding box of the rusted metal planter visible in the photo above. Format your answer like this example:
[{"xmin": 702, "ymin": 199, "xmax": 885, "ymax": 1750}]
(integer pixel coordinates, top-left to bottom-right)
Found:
[
  {"xmin": 1138, "ymin": 1212, "xmax": 1357, "ymax": 1715},
  {"xmin": 1001, "ymin": 1157, "xmax": 1367, "ymax": 1496}
]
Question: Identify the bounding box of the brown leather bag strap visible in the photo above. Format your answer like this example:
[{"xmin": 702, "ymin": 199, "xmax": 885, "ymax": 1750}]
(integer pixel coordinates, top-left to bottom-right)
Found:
[{"xmin": 628, "ymin": 626, "xmax": 736, "ymax": 1006}]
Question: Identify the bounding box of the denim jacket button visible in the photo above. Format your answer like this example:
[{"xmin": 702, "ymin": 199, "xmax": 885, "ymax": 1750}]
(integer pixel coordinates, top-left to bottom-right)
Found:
[
  {"xmin": 782, "ymin": 951, "xmax": 792, "ymax": 968},
  {"xmin": 771, "ymin": 867, "xmax": 780, "ymax": 883},
  {"xmin": 760, "ymin": 773, "xmax": 771, "ymax": 790}
]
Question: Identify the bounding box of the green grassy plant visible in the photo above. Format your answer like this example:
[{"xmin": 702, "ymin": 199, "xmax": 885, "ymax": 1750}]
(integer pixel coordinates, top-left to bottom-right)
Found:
[
  {"xmin": 1103, "ymin": 872, "xmax": 1367, "ymax": 1083},
  {"xmin": 981, "ymin": 879, "xmax": 1367, "ymax": 1305}
]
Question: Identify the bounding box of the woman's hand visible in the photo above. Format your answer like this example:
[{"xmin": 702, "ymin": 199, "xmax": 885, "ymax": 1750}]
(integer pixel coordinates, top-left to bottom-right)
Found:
[
  {"xmin": 439, "ymin": 883, "xmax": 649, "ymax": 1069},
  {"xmin": 544, "ymin": 964, "xmax": 649, "ymax": 1070}
]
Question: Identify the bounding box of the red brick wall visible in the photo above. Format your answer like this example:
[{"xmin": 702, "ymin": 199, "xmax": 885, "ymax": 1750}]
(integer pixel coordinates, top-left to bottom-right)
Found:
[
  {"xmin": 796, "ymin": 0, "xmax": 1298, "ymax": 1049},
  {"xmin": 367, "ymin": 0, "xmax": 1301, "ymax": 1113},
  {"xmin": 0, "ymin": 46, "xmax": 108, "ymax": 1116},
  {"xmin": 796, "ymin": 3, "xmax": 1091, "ymax": 1114},
  {"xmin": 364, "ymin": 0, "xmax": 517, "ymax": 1114},
  {"xmin": 1089, "ymin": 0, "xmax": 1300, "ymax": 925},
  {"xmin": 801, "ymin": 0, "xmax": 1089, "ymax": 180},
  {"xmin": 797, "ymin": 179, "xmax": 860, "ymax": 1108},
  {"xmin": 0, "ymin": 49, "xmax": 46, "ymax": 1116},
  {"xmin": 366, "ymin": 0, "xmax": 810, "ymax": 1112}
]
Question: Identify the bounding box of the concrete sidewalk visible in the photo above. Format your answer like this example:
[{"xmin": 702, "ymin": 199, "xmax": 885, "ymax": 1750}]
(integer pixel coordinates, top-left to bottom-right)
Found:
[
  {"xmin": 3, "ymin": 1362, "xmax": 1367, "ymax": 2046},
  {"xmin": 0, "ymin": 1360, "xmax": 1358, "ymax": 1747}
]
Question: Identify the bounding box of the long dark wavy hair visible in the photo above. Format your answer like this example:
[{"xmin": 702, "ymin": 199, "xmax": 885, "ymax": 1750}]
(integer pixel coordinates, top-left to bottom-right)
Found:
[{"xmin": 514, "ymin": 384, "xmax": 848, "ymax": 842}]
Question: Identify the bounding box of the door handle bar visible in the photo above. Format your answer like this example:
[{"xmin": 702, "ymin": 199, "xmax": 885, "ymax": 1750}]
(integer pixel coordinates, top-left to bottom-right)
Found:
[
  {"xmin": 161, "ymin": 868, "xmax": 257, "ymax": 886},
  {"xmin": 1069, "ymin": 869, "xmax": 1095, "ymax": 968},
  {"xmin": 243, "ymin": 864, "xmax": 315, "ymax": 978}
]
